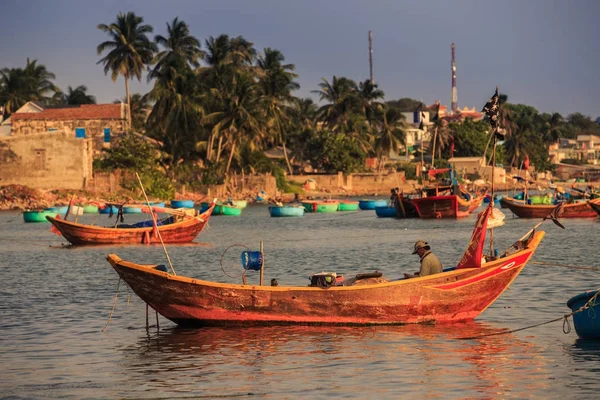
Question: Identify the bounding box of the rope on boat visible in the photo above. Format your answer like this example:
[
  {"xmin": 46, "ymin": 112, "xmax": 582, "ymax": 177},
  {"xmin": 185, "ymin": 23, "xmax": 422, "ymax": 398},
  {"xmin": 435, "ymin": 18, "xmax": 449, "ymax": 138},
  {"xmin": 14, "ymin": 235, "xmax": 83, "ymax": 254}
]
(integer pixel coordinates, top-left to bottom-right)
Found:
[
  {"xmin": 102, "ymin": 277, "xmax": 121, "ymax": 332},
  {"xmin": 530, "ymin": 261, "xmax": 600, "ymax": 272},
  {"xmin": 456, "ymin": 290, "xmax": 599, "ymax": 340}
]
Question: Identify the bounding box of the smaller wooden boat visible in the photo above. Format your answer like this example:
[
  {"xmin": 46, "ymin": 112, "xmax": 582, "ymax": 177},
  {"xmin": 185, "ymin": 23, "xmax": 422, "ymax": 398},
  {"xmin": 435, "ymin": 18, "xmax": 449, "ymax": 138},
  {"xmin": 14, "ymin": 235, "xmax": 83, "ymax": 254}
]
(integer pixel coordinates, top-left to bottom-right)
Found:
[
  {"xmin": 269, "ymin": 205, "xmax": 305, "ymax": 217},
  {"xmin": 412, "ymin": 195, "xmax": 469, "ymax": 219},
  {"xmin": 375, "ymin": 206, "xmax": 397, "ymax": 218},
  {"xmin": 23, "ymin": 210, "xmax": 56, "ymax": 223},
  {"xmin": 588, "ymin": 199, "xmax": 600, "ymax": 217},
  {"xmin": 501, "ymin": 197, "xmax": 597, "ymax": 218},
  {"xmin": 200, "ymin": 202, "xmax": 243, "ymax": 216},
  {"xmin": 301, "ymin": 200, "xmax": 339, "ymax": 213},
  {"xmin": 358, "ymin": 199, "xmax": 387, "ymax": 210},
  {"xmin": 47, "ymin": 203, "xmax": 216, "ymax": 245},
  {"xmin": 171, "ymin": 199, "xmax": 195, "ymax": 209},
  {"xmin": 567, "ymin": 289, "xmax": 600, "ymax": 340},
  {"xmin": 467, "ymin": 192, "xmax": 488, "ymax": 213}
]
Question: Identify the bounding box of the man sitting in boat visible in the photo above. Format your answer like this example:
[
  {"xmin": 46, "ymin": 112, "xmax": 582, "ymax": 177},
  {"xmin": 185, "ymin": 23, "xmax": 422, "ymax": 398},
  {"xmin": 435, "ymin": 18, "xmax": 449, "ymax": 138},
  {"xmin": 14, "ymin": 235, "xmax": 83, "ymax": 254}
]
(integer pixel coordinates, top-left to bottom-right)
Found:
[{"xmin": 404, "ymin": 240, "xmax": 443, "ymax": 279}]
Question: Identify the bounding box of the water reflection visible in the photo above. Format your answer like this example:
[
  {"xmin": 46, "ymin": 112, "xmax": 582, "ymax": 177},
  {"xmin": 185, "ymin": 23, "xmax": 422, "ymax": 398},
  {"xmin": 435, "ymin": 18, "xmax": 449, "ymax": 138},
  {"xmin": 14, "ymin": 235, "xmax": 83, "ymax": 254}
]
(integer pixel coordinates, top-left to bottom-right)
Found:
[{"xmin": 115, "ymin": 322, "xmax": 552, "ymax": 398}]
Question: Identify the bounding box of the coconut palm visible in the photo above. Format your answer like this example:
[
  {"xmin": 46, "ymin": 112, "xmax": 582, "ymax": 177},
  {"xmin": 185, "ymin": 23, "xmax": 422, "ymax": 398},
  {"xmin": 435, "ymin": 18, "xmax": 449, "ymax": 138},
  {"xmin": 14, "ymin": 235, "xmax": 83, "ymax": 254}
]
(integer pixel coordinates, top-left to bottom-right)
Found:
[
  {"xmin": 0, "ymin": 67, "xmax": 32, "ymax": 117},
  {"xmin": 257, "ymin": 47, "xmax": 300, "ymax": 174},
  {"xmin": 357, "ymin": 79, "xmax": 385, "ymax": 122},
  {"xmin": 149, "ymin": 17, "xmax": 203, "ymax": 82},
  {"xmin": 97, "ymin": 12, "xmax": 157, "ymax": 130},
  {"xmin": 373, "ymin": 107, "xmax": 406, "ymax": 171},
  {"xmin": 61, "ymin": 85, "xmax": 96, "ymax": 105},
  {"xmin": 312, "ymin": 76, "xmax": 359, "ymax": 132},
  {"xmin": 23, "ymin": 58, "xmax": 58, "ymax": 102},
  {"xmin": 114, "ymin": 93, "xmax": 151, "ymax": 133},
  {"xmin": 202, "ymin": 71, "xmax": 262, "ymax": 175}
]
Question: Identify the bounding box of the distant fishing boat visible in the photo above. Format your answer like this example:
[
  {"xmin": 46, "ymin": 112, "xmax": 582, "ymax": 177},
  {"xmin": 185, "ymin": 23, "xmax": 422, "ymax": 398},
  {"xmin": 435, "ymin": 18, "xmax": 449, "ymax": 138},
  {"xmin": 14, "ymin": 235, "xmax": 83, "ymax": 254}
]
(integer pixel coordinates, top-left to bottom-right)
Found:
[
  {"xmin": 567, "ymin": 289, "xmax": 600, "ymax": 340},
  {"xmin": 268, "ymin": 205, "xmax": 305, "ymax": 217},
  {"xmin": 501, "ymin": 197, "xmax": 597, "ymax": 218},
  {"xmin": 358, "ymin": 199, "xmax": 387, "ymax": 210}
]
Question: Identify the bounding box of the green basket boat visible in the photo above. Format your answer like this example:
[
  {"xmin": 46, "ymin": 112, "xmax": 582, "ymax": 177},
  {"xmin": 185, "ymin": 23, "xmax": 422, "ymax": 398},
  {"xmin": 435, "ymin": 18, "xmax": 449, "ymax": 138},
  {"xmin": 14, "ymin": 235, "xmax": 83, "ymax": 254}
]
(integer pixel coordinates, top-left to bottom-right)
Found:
[
  {"xmin": 81, "ymin": 204, "xmax": 99, "ymax": 213},
  {"xmin": 23, "ymin": 210, "xmax": 56, "ymax": 223},
  {"xmin": 301, "ymin": 201, "xmax": 339, "ymax": 213},
  {"xmin": 337, "ymin": 200, "xmax": 359, "ymax": 211},
  {"xmin": 201, "ymin": 202, "xmax": 243, "ymax": 216}
]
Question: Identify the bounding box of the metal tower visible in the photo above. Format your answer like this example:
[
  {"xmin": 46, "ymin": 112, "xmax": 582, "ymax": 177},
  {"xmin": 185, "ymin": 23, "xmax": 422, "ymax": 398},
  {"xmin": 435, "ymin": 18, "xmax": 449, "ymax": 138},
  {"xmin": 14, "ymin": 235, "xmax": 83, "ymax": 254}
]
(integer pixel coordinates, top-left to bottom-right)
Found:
[{"xmin": 451, "ymin": 42, "xmax": 457, "ymax": 114}]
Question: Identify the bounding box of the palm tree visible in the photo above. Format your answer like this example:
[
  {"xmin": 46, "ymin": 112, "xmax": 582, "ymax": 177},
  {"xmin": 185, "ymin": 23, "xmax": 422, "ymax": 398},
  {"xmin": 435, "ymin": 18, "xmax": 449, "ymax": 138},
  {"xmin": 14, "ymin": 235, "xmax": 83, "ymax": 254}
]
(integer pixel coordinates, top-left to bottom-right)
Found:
[
  {"xmin": 149, "ymin": 17, "xmax": 203, "ymax": 82},
  {"xmin": 373, "ymin": 107, "xmax": 406, "ymax": 171},
  {"xmin": 0, "ymin": 67, "xmax": 31, "ymax": 117},
  {"xmin": 61, "ymin": 85, "xmax": 96, "ymax": 105},
  {"xmin": 23, "ymin": 58, "xmax": 58, "ymax": 102},
  {"xmin": 357, "ymin": 79, "xmax": 384, "ymax": 122},
  {"xmin": 114, "ymin": 93, "xmax": 151, "ymax": 133},
  {"xmin": 312, "ymin": 76, "xmax": 359, "ymax": 132},
  {"xmin": 257, "ymin": 47, "xmax": 300, "ymax": 174},
  {"xmin": 97, "ymin": 12, "xmax": 157, "ymax": 130},
  {"xmin": 202, "ymin": 71, "xmax": 262, "ymax": 175}
]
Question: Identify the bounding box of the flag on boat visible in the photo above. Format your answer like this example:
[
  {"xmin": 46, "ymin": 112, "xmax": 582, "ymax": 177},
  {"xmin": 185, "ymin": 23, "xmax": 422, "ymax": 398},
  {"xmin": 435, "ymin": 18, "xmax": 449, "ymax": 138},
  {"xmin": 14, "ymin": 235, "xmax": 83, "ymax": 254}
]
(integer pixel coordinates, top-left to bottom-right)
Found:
[
  {"xmin": 543, "ymin": 202, "xmax": 565, "ymax": 229},
  {"xmin": 524, "ymin": 155, "xmax": 530, "ymax": 170},
  {"xmin": 456, "ymin": 204, "xmax": 493, "ymax": 269},
  {"xmin": 481, "ymin": 86, "xmax": 505, "ymax": 138},
  {"xmin": 418, "ymin": 112, "xmax": 426, "ymax": 130},
  {"xmin": 450, "ymin": 135, "xmax": 455, "ymax": 157}
]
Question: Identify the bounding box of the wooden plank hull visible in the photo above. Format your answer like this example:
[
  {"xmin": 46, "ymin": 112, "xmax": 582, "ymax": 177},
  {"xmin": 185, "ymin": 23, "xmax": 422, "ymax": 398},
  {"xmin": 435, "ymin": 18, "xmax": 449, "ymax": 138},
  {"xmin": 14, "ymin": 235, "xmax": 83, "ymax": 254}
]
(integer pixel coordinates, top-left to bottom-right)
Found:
[
  {"xmin": 412, "ymin": 195, "xmax": 468, "ymax": 218},
  {"xmin": 589, "ymin": 199, "xmax": 600, "ymax": 217},
  {"xmin": 107, "ymin": 231, "xmax": 544, "ymax": 327},
  {"xmin": 502, "ymin": 198, "xmax": 597, "ymax": 218},
  {"xmin": 47, "ymin": 205, "xmax": 215, "ymax": 245}
]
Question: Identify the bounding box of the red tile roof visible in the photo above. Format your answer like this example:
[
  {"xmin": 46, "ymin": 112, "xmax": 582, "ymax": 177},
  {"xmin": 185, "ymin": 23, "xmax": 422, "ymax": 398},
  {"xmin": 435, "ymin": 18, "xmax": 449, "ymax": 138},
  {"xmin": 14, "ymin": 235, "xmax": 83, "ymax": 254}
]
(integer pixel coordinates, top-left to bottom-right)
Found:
[{"xmin": 12, "ymin": 104, "xmax": 123, "ymax": 121}]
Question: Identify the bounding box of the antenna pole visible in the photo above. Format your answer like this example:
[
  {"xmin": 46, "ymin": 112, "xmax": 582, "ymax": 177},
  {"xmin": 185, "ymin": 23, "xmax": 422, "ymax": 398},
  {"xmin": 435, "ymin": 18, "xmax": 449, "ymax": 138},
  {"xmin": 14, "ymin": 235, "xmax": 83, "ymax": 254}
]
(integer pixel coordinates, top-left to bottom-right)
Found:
[
  {"xmin": 369, "ymin": 31, "xmax": 374, "ymax": 84},
  {"xmin": 451, "ymin": 43, "xmax": 457, "ymax": 114}
]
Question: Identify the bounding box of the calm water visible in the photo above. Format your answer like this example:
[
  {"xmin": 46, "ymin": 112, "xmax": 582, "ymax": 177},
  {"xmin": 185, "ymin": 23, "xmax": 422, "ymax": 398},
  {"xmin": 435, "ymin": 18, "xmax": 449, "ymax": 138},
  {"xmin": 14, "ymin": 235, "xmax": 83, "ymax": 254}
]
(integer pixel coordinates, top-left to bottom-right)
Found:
[{"xmin": 1, "ymin": 204, "xmax": 599, "ymax": 399}]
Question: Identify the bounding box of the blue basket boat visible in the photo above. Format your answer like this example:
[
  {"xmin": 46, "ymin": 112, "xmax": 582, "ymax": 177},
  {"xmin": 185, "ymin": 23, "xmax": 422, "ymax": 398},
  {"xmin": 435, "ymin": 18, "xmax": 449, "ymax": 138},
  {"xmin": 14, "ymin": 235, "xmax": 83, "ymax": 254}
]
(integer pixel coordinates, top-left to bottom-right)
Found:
[
  {"xmin": 99, "ymin": 205, "xmax": 120, "ymax": 214},
  {"xmin": 567, "ymin": 289, "xmax": 600, "ymax": 340},
  {"xmin": 171, "ymin": 199, "xmax": 195, "ymax": 209},
  {"xmin": 45, "ymin": 206, "xmax": 69, "ymax": 214},
  {"xmin": 123, "ymin": 206, "xmax": 143, "ymax": 214},
  {"xmin": 359, "ymin": 199, "xmax": 388, "ymax": 210},
  {"xmin": 269, "ymin": 205, "xmax": 305, "ymax": 217},
  {"xmin": 375, "ymin": 206, "xmax": 397, "ymax": 218}
]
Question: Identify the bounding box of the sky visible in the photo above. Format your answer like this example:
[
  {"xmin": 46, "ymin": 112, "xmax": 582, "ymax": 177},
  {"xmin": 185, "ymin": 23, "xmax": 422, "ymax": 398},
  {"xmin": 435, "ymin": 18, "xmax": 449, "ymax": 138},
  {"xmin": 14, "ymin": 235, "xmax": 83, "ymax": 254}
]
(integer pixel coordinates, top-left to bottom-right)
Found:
[{"xmin": 2, "ymin": 0, "xmax": 599, "ymax": 118}]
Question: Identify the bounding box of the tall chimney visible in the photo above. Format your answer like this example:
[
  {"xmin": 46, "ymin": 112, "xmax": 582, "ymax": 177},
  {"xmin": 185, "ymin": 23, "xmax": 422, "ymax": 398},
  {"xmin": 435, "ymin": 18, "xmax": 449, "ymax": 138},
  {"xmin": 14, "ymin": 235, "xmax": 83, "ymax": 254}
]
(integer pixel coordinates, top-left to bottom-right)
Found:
[
  {"xmin": 451, "ymin": 42, "xmax": 457, "ymax": 114},
  {"xmin": 369, "ymin": 31, "xmax": 374, "ymax": 84}
]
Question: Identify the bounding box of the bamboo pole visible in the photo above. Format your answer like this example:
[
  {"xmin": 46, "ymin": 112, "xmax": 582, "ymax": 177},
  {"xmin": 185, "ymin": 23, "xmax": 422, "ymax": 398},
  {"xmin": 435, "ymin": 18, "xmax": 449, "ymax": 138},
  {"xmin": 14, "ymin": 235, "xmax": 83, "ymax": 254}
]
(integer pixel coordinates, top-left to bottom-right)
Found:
[{"xmin": 135, "ymin": 172, "xmax": 176, "ymax": 275}]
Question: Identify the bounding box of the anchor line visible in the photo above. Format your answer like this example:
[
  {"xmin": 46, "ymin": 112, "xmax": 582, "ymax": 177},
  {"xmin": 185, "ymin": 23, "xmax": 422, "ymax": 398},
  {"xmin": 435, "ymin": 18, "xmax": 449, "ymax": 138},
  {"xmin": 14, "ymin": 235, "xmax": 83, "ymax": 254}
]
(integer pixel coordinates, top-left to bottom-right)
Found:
[{"xmin": 455, "ymin": 290, "xmax": 599, "ymax": 340}]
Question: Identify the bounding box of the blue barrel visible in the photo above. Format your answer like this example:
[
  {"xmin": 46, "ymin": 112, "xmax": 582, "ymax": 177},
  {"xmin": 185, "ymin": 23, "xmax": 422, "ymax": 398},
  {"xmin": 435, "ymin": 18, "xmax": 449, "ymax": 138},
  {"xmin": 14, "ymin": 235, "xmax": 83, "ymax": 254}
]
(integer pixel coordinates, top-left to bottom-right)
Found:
[{"xmin": 241, "ymin": 251, "xmax": 263, "ymax": 271}]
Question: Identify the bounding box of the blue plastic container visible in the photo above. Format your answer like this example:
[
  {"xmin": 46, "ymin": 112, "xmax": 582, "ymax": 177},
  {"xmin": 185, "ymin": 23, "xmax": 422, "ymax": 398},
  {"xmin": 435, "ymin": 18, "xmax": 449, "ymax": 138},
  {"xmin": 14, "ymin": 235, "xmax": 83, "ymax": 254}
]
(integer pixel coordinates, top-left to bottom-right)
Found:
[{"xmin": 241, "ymin": 251, "xmax": 263, "ymax": 271}]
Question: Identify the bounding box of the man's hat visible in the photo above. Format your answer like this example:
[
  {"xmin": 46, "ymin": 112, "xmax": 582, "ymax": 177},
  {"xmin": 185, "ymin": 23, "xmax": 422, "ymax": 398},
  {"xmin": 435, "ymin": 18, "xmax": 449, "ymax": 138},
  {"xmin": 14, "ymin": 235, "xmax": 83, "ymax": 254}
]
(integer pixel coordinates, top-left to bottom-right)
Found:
[{"xmin": 412, "ymin": 240, "xmax": 431, "ymax": 254}]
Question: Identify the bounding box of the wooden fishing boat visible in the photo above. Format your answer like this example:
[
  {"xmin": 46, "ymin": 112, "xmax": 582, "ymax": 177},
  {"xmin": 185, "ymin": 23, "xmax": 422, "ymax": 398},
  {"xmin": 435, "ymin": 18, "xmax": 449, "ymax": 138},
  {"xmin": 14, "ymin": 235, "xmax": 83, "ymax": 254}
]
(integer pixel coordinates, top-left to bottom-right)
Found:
[
  {"xmin": 268, "ymin": 205, "xmax": 305, "ymax": 217},
  {"xmin": 46, "ymin": 204, "xmax": 216, "ymax": 245},
  {"xmin": 23, "ymin": 210, "xmax": 56, "ymax": 223},
  {"xmin": 412, "ymin": 195, "xmax": 469, "ymax": 219},
  {"xmin": 301, "ymin": 200, "xmax": 339, "ymax": 213},
  {"xmin": 588, "ymin": 199, "xmax": 600, "ymax": 217},
  {"xmin": 567, "ymin": 289, "xmax": 600, "ymax": 340},
  {"xmin": 106, "ymin": 208, "xmax": 546, "ymax": 327},
  {"xmin": 358, "ymin": 199, "xmax": 387, "ymax": 210},
  {"xmin": 467, "ymin": 192, "xmax": 488, "ymax": 213},
  {"xmin": 171, "ymin": 199, "xmax": 195, "ymax": 209},
  {"xmin": 501, "ymin": 197, "xmax": 597, "ymax": 218}
]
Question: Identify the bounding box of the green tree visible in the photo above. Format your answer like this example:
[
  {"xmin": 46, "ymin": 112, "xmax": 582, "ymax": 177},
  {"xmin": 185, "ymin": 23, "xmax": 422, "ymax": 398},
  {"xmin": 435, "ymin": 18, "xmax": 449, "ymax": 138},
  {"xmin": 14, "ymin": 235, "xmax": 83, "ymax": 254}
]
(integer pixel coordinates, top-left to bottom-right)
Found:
[
  {"xmin": 312, "ymin": 76, "xmax": 359, "ymax": 132},
  {"xmin": 114, "ymin": 93, "xmax": 150, "ymax": 133},
  {"xmin": 57, "ymin": 85, "xmax": 96, "ymax": 105},
  {"xmin": 97, "ymin": 12, "xmax": 157, "ymax": 130},
  {"xmin": 307, "ymin": 130, "xmax": 366, "ymax": 173},
  {"xmin": 373, "ymin": 107, "xmax": 406, "ymax": 171}
]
